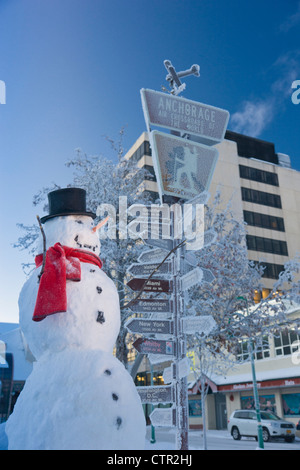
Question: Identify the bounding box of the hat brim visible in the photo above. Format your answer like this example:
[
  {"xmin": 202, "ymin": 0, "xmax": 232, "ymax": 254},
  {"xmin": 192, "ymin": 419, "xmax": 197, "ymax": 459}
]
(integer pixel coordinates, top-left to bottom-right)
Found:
[{"xmin": 40, "ymin": 211, "xmax": 97, "ymax": 224}]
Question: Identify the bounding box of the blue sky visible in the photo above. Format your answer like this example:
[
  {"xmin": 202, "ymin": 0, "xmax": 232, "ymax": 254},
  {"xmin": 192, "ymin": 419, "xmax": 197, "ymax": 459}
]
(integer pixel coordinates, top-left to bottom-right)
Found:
[{"xmin": 0, "ymin": 0, "xmax": 299, "ymax": 323}]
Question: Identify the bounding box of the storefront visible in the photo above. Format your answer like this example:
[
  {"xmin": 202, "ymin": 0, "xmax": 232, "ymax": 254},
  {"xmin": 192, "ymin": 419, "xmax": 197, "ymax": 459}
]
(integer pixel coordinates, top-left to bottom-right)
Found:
[{"xmin": 219, "ymin": 377, "xmax": 300, "ymax": 427}]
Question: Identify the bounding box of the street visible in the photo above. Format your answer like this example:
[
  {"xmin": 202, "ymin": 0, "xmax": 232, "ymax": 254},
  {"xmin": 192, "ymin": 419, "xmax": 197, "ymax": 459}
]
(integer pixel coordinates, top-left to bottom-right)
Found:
[{"xmin": 145, "ymin": 426, "xmax": 300, "ymax": 451}]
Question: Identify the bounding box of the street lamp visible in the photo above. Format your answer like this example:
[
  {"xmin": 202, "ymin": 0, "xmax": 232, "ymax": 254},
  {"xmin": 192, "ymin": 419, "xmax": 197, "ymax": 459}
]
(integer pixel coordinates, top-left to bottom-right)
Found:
[{"xmin": 236, "ymin": 296, "xmax": 265, "ymax": 450}]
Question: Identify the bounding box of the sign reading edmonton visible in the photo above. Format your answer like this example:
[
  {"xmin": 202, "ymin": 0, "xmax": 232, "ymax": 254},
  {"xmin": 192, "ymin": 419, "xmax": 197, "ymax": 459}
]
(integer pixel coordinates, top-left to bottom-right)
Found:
[{"xmin": 141, "ymin": 88, "xmax": 229, "ymax": 145}]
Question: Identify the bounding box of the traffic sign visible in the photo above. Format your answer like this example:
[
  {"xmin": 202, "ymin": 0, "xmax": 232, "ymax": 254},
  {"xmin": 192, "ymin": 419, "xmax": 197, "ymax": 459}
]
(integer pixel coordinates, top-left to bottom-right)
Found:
[
  {"xmin": 141, "ymin": 88, "xmax": 229, "ymax": 145},
  {"xmin": 127, "ymin": 261, "xmax": 171, "ymax": 278},
  {"xmin": 133, "ymin": 337, "xmax": 176, "ymax": 356},
  {"xmin": 150, "ymin": 131, "xmax": 219, "ymax": 200},
  {"xmin": 137, "ymin": 385, "xmax": 175, "ymax": 404},
  {"xmin": 182, "ymin": 315, "xmax": 217, "ymax": 336},
  {"xmin": 150, "ymin": 407, "xmax": 176, "ymax": 427},
  {"xmin": 181, "ymin": 267, "xmax": 203, "ymax": 291},
  {"xmin": 128, "ymin": 298, "xmax": 173, "ymax": 314},
  {"xmin": 127, "ymin": 277, "xmax": 172, "ymax": 293},
  {"xmin": 126, "ymin": 318, "xmax": 174, "ymax": 335}
]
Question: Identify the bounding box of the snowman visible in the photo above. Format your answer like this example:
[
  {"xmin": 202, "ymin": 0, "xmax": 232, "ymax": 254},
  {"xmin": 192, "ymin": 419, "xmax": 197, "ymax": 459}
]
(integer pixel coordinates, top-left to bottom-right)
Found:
[{"xmin": 6, "ymin": 188, "xmax": 146, "ymax": 450}]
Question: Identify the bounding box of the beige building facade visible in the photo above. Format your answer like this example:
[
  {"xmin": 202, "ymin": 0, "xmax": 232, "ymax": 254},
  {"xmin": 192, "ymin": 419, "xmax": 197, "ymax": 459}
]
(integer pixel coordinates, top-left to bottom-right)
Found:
[{"xmin": 125, "ymin": 130, "xmax": 300, "ymax": 431}]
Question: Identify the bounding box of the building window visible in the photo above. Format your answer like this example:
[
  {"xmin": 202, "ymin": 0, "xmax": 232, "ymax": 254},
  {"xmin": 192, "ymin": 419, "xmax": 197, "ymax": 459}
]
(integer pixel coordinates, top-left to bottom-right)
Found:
[
  {"xmin": 282, "ymin": 393, "xmax": 300, "ymax": 417},
  {"xmin": 243, "ymin": 210, "xmax": 285, "ymax": 232},
  {"xmin": 130, "ymin": 140, "xmax": 152, "ymax": 163},
  {"xmin": 241, "ymin": 187, "xmax": 282, "ymax": 208},
  {"xmin": 246, "ymin": 235, "xmax": 288, "ymax": 256},
  {"xmin": 274, "ymin": 329, "xmax": 300, "ymax": 357},
  {"xmin": 241, "ymin": 395, "xmax": 276, "ymax": 413},
  {"xmin": 239, "ymin": 165, "xmax": 279, "ymax": 186},
  {"xmin": 236, "ymin": 336, "xmax": 270, "ymax": 361}
]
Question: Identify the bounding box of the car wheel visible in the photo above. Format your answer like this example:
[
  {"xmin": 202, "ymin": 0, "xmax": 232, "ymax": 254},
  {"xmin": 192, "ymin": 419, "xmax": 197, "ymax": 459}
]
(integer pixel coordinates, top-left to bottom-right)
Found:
[
  {"xmin": 231, "ymin": 426, "xmax": 241, "ymax": 440},
  {"xmin": 262, "ymin": 427, "xmax": 270, "ymax": 442},
  {"xmin": 284, "ymin": 436, "xmax": 295, "ymax": 443}
]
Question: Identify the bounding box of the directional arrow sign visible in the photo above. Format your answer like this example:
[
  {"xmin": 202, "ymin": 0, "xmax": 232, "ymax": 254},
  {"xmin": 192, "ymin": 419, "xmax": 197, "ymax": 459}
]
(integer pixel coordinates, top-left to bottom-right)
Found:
[
  {"xmin": 133, "ymin": 337, "xmax": 176, "ymax": 356},
  {"xmin": 181, "ymin": 267, "xmax": 203, "ymax": 290},
  {"xmin": 128, "ymin": 298, "xmax": 173, "ymax": 314},
  {"xmin": 150, "ymin": 407, "xmax": 176, "ymax": 427},
  {"xmin": 201, "ymin": 267, "xmax": 215, "ymax": 284},
  {"xmin": 127, "ymin": 278, "xmax": 172, "ymax": 293},
  {"xmin": 138, "ymin": 248, "xmax": 168, "ymax": 263},
  {"xmin": 127, "ymin": 261, "xmax": 171, "ymax": 278},
  {"xmin": 137, "ymin": 385, "xmax": 175, "ymax": 404},
  {"xmin": 126, "ymin": 318, "xmax": 174, "ymax": 335},
  {"xmin": 145, "ymin": 237, "xmax": 173, "ymax": 251},
  {"xmin": 182, "ymin": 315, "xmax": 217, "ymax": 336},
  {"xmin": 163, "ymin": 358, "xmax": 190, "ymax": 384}
]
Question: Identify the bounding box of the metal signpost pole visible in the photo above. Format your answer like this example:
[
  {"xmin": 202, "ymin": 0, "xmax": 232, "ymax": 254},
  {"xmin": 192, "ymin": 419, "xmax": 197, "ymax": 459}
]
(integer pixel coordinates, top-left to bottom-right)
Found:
[{"xmin": 169, "ymin": 209, "xmax": 189, "ymax": 450}]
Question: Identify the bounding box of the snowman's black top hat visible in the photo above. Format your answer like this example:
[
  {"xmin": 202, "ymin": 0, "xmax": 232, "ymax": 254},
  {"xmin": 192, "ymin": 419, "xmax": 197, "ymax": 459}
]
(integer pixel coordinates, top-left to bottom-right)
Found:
[{"xmin": 40, "ymin": 188, "xmax": 96, "ymax": 223}]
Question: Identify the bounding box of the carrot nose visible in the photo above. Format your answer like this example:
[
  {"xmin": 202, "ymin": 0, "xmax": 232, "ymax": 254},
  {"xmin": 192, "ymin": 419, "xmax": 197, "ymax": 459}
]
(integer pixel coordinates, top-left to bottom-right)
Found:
[{"xmin": 92, "ymin": 216, "xmax": 110, "ymax": 233}]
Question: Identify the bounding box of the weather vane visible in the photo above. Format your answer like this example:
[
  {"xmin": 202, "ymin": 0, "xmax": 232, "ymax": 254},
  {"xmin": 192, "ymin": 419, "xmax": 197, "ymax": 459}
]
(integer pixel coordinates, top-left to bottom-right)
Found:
[{"xmin": 163, "ymin": 60, "xmax": 200, "ymax": 96}]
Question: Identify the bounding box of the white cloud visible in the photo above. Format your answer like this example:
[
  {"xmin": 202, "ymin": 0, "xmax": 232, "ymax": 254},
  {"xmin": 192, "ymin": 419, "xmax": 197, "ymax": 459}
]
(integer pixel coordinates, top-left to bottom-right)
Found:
[
  {"xmin": 231, "ymin": 50, "xmax": 300, "ymax": 137},
  {"xmin": 230, "ymin": 99, "xmax": 274, "ymax": 137},
  {"xmin": 280, "ymin": 1, "xmax": 300, "ymax": 32}
]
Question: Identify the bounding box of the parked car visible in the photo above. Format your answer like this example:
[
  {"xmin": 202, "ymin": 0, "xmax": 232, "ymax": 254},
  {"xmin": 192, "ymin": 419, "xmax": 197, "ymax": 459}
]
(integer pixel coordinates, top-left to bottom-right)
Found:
[
  {"xmin": 228, "ymin": 410, "xmax": 296, "ymax": 443},
  {"xmin": 297, "ymin": 419, "xmax": 300, "ymax": 431}
]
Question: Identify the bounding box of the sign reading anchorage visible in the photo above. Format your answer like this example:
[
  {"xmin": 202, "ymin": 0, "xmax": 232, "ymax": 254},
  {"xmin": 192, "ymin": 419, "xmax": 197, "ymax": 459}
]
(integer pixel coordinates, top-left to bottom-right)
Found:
[{"xmin": 127, "ymin": 60, "xmax": 229, "ymax": 451}]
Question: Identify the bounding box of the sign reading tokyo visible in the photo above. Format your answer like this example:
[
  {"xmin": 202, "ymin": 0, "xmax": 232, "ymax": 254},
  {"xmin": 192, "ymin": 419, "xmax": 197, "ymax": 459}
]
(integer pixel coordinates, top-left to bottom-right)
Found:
[{"xmin": 141, "ymin": 88, "xmax": 229, "ymax": 145}]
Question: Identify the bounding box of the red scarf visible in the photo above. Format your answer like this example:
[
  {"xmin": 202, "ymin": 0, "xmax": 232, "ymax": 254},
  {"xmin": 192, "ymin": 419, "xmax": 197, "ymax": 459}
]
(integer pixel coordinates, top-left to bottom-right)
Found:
[{"xmin": 33, "ymin": 243, "xmax": 103, "ymax": 322}]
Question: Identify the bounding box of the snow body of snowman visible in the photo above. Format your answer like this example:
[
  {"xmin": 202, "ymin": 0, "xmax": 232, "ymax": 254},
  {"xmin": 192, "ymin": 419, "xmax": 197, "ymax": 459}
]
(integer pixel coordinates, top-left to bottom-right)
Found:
[{"xmin": 6, "ymin": 188, "xmax": 146, "ymax": 450}]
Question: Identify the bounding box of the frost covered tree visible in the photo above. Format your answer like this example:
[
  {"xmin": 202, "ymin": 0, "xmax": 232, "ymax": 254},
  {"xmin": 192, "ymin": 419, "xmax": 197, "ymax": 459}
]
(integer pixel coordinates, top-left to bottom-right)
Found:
[{"xmin": 183, "ymin": 191, "xmax": 300, "ymax": 447}]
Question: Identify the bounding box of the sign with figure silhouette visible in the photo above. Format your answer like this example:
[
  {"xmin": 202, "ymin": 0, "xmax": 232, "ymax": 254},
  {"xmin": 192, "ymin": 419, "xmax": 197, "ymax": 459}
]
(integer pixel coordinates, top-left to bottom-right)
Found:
[{"xmin": 150, "ymin": 131, "xmax": 218, "ymax": 200}]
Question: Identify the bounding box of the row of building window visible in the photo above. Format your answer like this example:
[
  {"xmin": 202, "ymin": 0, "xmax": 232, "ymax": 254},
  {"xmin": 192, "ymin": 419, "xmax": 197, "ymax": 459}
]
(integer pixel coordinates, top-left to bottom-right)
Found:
[
  {"xmin": 246, "ymin": 234, "xmax": 288, "ymax": 256},
  {"xmin": 243, "ymin": 210, "xmax": 285, "ymax": 232},
  {"xmin": 130, "ymin": 141, "xmax": 151, "ymax": 163},
  {"xmin": 239, "ymin": 164, "xmax": 279, "ymax": 186},
  {"xmin": 236, "ymin": 329, "xmax": 300, "ymax": 362},
  {"xmin": 241, "ymin": 187, "xmax": 282, "ymax": 208}
]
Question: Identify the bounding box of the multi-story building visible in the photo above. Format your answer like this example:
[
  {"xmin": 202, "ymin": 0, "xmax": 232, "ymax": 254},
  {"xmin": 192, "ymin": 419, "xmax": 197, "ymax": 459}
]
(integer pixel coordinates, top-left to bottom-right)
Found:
[{"xmin": 124, "ymin": 130, "xmax": 300, "ymax": 431}]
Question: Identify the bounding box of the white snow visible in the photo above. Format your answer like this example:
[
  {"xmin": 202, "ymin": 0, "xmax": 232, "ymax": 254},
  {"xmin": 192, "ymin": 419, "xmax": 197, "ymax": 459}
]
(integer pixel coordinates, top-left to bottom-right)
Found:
[{"xmin": 5, "ymin": 349, "xmax": 145, "ymax": 450}]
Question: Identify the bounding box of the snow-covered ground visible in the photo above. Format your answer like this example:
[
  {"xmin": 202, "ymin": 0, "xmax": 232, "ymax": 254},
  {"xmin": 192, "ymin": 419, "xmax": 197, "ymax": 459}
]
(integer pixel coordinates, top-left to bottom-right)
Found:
[{"xmin": 1, "ymin": 422, "xmax": 299, "ymax": 451}]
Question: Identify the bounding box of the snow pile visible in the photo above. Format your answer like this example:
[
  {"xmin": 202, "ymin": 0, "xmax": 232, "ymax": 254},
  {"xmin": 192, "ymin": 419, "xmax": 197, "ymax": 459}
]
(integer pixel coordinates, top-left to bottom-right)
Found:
[{"xmin": 6, "ymin": 349, "xmax": 145, "ymax": 450}]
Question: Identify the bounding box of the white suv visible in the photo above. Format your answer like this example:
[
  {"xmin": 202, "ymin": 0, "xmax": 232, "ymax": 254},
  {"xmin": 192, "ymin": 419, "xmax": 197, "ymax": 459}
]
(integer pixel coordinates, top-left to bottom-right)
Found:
[{"xmin": 228, "ymin": 410, "xmax": 296, "ymax": 443}]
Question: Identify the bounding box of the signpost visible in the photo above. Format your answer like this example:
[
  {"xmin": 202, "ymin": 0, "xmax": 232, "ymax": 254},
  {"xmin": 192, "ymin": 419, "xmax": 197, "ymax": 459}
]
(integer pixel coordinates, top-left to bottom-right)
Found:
[
  {"xmin": 149, "ymin": 407, "xmax": 176, "ymax": 427},
  {"xmin": 181, "ymin": 315, "xmax": 217, "ymax": 336},
  {"xmin": 133, "ymin": 337, "xmax": 176, "ymax": 356},
  {"xmin": 125, "ymin": 60, "xmax": 229, "ymax": 451},
  {"xmin": 126, "ymin": 318, "xmax": 174, "ymax": 335},
  {"xmin": 149, "ymin": 131, "xmax": 219, "ymax": 201},
  {"xmin": 128, "ymin": 298, "xmax": 173, "ymax": 314},
  {"xmin": 138, "ymin": 248, "xmax": 168, "ymax": 263},
  {"xmin": 137, "ymin": 385, "xmax": 175, "ymax": 404},
  {"xmin": 127, "ymin": 261, "xmax": 171, "ymax": 277},
  {"xmin": 141, "ymin": 88, "xmax": 229, "ymax": 145},
  {"xmin": 127, "ymin": 278, "xmax": 172, "ymax": 293}
]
